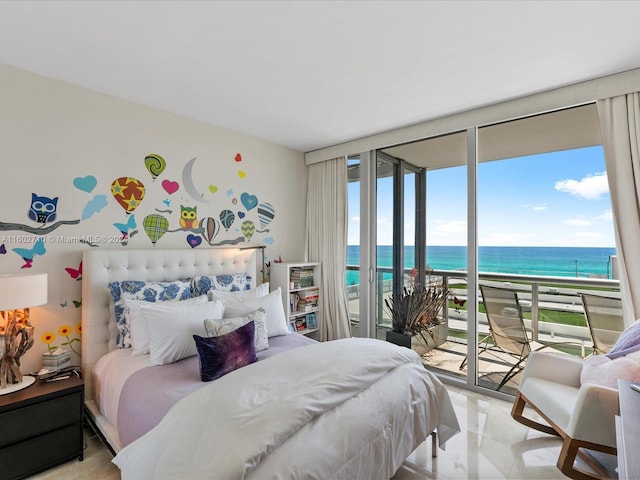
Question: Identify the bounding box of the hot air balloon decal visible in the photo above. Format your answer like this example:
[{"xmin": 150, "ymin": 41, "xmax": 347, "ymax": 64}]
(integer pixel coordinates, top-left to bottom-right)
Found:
[
  {"xmin": 219, "ymin": 209, "xmax": 235, "ymax": 231},
  {"xmin": 199, "ymin": 217, "xmax": 220, "ymax": 245},
  {"xmin": 257, "ymin": 202, "xmax": 275, "ymax": 232},
  {"xmin": 143, "ymin": 214, "xmax": 169, "ymax": 246},
  {"xmin": 241, "ymin": 220, "xmax": 255, "ymax": 242},
  {"xmin": 144, "ymin": 154, "xmax": 166, "ymax": 180},
  {"xmin": 111, "ymin": 177, "xmax": 145, "ymax": 214}
]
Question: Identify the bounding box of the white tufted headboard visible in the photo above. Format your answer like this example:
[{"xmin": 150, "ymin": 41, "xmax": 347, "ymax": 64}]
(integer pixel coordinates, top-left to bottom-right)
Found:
[{"xmin": 81, "ymin": 248, "xmax": 257, "ymax": 401}]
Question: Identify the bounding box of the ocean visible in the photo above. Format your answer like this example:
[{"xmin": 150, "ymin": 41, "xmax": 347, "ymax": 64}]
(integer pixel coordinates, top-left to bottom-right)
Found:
[{"xmin": 346, "ymin": 245, "xmax": 616, "ymax": 285}]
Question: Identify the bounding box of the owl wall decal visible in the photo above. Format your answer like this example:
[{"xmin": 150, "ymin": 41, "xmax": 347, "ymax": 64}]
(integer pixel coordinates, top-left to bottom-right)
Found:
[
  {"xmin": 179, "ymin": 205, "xmax": 198, "ymax": 229},
  {"xmin": 28, "ymin": 193, "xmax": 58, "ymax": 225}
]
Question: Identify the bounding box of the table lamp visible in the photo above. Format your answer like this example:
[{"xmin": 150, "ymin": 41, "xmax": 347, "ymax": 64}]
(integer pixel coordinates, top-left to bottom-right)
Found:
[{"xmin": 0, "ymin": 273, "xmax": 48, "ymax": 394}]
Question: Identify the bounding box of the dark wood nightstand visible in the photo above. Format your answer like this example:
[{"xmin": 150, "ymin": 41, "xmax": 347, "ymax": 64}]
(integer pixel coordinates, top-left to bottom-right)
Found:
[{"xmin": 0, "ymin": 374, "xmax": 84, "ymax": 480}]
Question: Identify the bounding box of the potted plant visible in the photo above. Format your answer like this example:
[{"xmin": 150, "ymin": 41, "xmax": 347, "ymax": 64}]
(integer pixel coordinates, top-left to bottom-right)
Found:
[{"xmin": 385, "ymin": 272, "xmax": 449, "ymax": 355}]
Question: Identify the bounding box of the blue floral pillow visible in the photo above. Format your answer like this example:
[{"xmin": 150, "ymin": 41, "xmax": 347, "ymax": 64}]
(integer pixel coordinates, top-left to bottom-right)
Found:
[
  {"xmin": 109, "ymin": 280, "xmax": 193, "ymax": 348},
  {"xmin": 190, "ymin": 273, "xmax": 252, "ymax": 297},
  {"xmin": 193, "ymin": 321, "xmax": 257, "ymax": 382}
]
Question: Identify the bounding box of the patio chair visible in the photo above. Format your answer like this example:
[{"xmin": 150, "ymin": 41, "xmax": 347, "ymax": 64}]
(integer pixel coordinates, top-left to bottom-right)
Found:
[
  {"xmin": 580, "ymin": 293, "xmax": 624, "ymax": 355},
  {"xmin": 461, "ymin": 285, "xmax": 571, "ymax": 391}
]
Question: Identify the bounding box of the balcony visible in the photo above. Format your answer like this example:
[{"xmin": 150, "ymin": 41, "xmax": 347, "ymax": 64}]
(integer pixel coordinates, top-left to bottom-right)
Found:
[{"xmin": 346, "ymin": 266, "xmax": 620, "ymax": 394}]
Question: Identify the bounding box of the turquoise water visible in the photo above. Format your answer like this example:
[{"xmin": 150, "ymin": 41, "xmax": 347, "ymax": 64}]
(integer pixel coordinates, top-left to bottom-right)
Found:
[{"xmin": 346, "ymin": 245, "xmax": 616, "ymax": 285}]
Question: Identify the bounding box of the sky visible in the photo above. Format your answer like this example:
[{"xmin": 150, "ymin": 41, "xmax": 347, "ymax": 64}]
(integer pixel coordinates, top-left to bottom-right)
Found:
[{"xmin": 348, "ymin": 145, "xmax": 615, "ymax": 248}]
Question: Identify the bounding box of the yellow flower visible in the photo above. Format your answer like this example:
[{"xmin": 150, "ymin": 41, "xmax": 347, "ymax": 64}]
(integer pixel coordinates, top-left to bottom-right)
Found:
[
  {"xmin": 75, "ymin": 323, "xmax": 82, "ymax": 335},
  {"xmin": 58, "ymin": 325, "xmax": 72, "ymax": 336},
  {"xmin": 42, "ymin": 332, "xmax": 56, "ymax": 344}
]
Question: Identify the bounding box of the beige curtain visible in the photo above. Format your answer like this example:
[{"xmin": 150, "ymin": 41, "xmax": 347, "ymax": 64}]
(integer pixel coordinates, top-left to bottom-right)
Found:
[
  {"xmin": 597, "ymin": 92, "xmax": 640, "ymax": 327},
  {"xmin": 306, "ymin": 156, "xmax": 351, "ymax": 341}
]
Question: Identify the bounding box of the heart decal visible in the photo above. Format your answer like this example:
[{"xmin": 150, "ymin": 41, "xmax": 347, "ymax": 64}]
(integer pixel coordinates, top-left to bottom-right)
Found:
[
  {"xmin": 238, "ymin": 170, "xmax": 247, "ymax": 179},
  {"xmin": 73, "ymin": 175, "xmax": 97, "ymax": 193},
  {"xmin": 209, "ymin": 185, "xmax": 218, "ymax": 193},
  {"xmin": 238, "ymin": 211, "xmax": 245, "ymax": 219},
  {"xmin": 235, "ymin": 153, "xmax": 242, "ymax": 162},
  {"xmin": 161, "ymin": 179, "xmax": 179, "ymax": 195},
  {"xmin": 240, "ymin": 192, "xmax": 258, "ymax": 211},
  {"xmin": 186, "ymin": 234, "xmax": 202, "ymax": 248}
]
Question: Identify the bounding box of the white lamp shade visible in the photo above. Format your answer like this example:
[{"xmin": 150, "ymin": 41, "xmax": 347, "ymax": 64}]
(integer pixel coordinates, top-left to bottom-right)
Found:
[{"xmin": 0, "ymin": 273, "xmax": 48, "ymax": 310}]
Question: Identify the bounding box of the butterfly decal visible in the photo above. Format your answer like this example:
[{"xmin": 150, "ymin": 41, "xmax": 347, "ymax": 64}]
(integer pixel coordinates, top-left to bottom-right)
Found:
[
  {"xmin": 73, "ymin": 300, "xmax": 81, "ymax": 308},
  {"xmin": 0, "ymin": 244, "xmax": 5, "ymax": 254},
  {"xmin": 60, "ymin": 300, "xmax": 68, "ymax": 308},
  {"xmin": 65, "ymin": 261, "xmax": 82, "ymax": 280},
  {"xmin": 113, "ymin": 214, "xmax": 137, "ymax": 239},
  {"xmin": 12, "ymin": 238, "xmax": 46, "ymax": 269}
]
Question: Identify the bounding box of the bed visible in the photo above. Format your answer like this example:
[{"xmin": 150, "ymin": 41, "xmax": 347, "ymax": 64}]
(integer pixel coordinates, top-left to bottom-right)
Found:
[{"xmin": 81, "ymin": 247, "xmax": 460, "ymax": 479}]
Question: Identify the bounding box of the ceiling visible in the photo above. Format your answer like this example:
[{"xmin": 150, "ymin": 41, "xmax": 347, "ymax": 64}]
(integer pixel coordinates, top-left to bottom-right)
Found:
[{"xmin": 1, "ymin": 1, "xmax": 639, "ymax": 153}]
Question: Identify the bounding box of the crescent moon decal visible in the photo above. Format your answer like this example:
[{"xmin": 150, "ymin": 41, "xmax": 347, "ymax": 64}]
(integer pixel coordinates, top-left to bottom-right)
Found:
[{"xmin": 181, "ymin": 157, "xmax": 209, "ymax": 203}]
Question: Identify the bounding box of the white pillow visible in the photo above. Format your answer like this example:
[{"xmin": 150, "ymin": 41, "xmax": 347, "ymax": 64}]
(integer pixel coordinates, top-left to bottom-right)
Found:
[
  {"xmin": 140, "ymin": 300, "xmax": 225, "ymax": 365},
  {"xmin": 223, "ymin": 287, "xmax": 290, "ymax": 338},
  {"xmin": 207, "ymin": 282, "xmax": 270, "ymax": 303},
  {"xmin": 127, "ymin": 295, "xmax": 209, "ymax": 356},
  {"xmin": 204, "ymin": 308, "xmax": 269, "ymax": 352}
]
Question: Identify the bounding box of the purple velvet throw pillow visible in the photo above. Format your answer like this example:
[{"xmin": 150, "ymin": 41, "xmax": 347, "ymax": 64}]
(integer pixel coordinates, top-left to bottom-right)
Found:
[{"xmin": 193, "ymin": 321, "xmax": 257, "ymax": 382}]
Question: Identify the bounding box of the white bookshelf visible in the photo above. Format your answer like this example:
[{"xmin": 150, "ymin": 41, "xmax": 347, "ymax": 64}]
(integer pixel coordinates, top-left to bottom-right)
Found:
[{"xmin": 270, "ymin": 262, "xmax": 321, "ymax": 338}]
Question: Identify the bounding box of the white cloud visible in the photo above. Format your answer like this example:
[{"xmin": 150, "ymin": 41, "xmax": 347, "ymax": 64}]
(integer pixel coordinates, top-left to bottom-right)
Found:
[
  {"xmin": 555, "ymin": 172, "xmax": 609, "ymax": 200},
  {"xmin": 565, "ymin": 217, "xmax": 592, "ymax": 227},
  {"xmin": 594, "ymin": 209, "xmax": 613, "ymax": 222},
  {"xmin": 351, "ymin": 216, "xmax": 360, "ymax": 223}
]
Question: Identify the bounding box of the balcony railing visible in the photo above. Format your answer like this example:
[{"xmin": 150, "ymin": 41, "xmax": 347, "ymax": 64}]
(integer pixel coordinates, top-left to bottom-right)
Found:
[{"xmin": 346, "ymin": 265, "xmax": 620, "ymax": 354}]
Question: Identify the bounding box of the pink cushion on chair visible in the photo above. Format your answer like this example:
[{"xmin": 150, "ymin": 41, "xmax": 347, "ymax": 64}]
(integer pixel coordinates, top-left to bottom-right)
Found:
[{"xmin": 580, "ymin": 355, "xmax": 640, "ymax": 389}]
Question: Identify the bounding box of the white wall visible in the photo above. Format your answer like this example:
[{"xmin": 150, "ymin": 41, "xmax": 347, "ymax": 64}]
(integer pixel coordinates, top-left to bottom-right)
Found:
[{"xmin": 0, "ymin": 64, "xmax": 307, "ymax": 373}]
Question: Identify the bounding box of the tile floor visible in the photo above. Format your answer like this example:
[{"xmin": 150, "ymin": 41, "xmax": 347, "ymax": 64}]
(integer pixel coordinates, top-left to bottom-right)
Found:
[{"xmin": 31, "ymin": 385, "xmax": 615, "ymax": 480}]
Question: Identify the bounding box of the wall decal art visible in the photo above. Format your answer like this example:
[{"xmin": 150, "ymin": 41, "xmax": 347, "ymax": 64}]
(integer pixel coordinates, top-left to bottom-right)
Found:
[
  {"xmin": 0, "ymin": 244, "xmax": 5, "ymax": 254},
  {"xmin": 161, "ymin": 179, "xmax": 179, "ymax": 195},
  {"xmin": 238, "ymin": 170, "xmax": 247, "ymax": 179},
  {"xmin": 82, "ymin": 195, "xmax": 108, "ymax": 220},
  {"xmin": 179, "ymin": 205, "xmax": 198, "ymax": 229},
  {"xmin": 208, "ymin": 185, "xmax": 218, "ymax": 193},
  {"xmin": 144, "ymin": 154, "xmax": 167, "ymax": 180},
  {"xmin": 72, "ymin": 175, "xmax": 97, "ymax": 193},
  {"xmin": 12, "ymin": 237, "xmax": 46, "ymax": 268},
  {"xmin": 241, "ymin": 220, "xmax": 255, "ymax": 241},
  {"xmin": 238, "ymin": 211, "xmax": 245, "ymax": 219},
  {"xmin": 257, "ymin": 202, "xmax": 275, "ymax": 232},
  {"xmin": 143, "ymin": 214, "xmax": 169, "ymax": 245},
  {"xmin": 234, "ymin": 153, "xmax": 242, "ymax": 162},
  {"xmin": 182, "ymin": 157, "xmax": 209, "ymax": 203},
  {"xmin": 220, "ymin": 209, "xmax": 235, "ymax": 230},
  {"xmin": 28, "ymin": 193, "xmax": 58, "ymax": 225},
  {"xmin": 240, "ymin": 192, "xmax": 258, "ymax": 211},
  {"xmin": 111, "ymin": 177, "xmax": 145, "ymax": 214},
  {"xmin": 186, "ymin": 234, "xmax": 201, "ymax": 248},
  {"xmin": 64, "ymin": 261, "xmax": 82, "ymax": 280},
  {"xmin": 199, "ymin": 217, "xmax": 220, "ymax": 245},
  {"xmin": 113, "ymin": 214, "xmax": 137, "ymax": 240},
  {"xmin": 227, "ymin": 188, "xmax": 233, "ymax": 196}
]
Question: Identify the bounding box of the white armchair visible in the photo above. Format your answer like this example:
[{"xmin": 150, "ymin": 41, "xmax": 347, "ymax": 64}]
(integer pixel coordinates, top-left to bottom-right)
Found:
[{"xmin": 511, "ymin": 351, "xmax": 618, "ymax": 480}]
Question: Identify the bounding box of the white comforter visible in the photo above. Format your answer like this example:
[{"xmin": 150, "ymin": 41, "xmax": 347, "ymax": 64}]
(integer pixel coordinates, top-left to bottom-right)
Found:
[{"xmin": 113, "ymin": 338, "xmax": 459, "ymax": 479}]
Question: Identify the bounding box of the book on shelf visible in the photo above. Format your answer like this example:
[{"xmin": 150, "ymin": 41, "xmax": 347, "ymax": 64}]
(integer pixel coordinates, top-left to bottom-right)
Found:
[
  {"xmin": 306, "ymin": 312, "xmax": 317, "ymax": 330},
  {"xmin": 289, "ymin": 293, "xmax": 299, "ymax": 313},
  {"xmin": 294, "ymin": 317, "xmax": 307, "ymax": 332}
]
